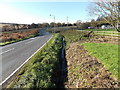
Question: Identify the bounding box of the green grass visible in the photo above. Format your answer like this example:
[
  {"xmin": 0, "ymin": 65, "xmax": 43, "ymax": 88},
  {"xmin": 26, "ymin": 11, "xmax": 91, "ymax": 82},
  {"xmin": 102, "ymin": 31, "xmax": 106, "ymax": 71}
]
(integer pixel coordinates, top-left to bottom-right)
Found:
[
  {"xmin": 85, "ymin": 28, "xmax": 116, "ymax": 31},
  {"xmin": 83, "ymin": 28, "xmax": 120, "ymax": 37},
  {"xmin": 7, "ymin": 34, "xmax": 63, "ymax": 88},
  {"xmin": 60, "ymin": 30, "xmax": 91, "ymax": 48},
  {"xmin": 94, "ymin": 31, "xmax": 120, "ymax": 36},
  {"xmin": 81, "ymin": 42, "xmax": 119, "ymax": 79}
]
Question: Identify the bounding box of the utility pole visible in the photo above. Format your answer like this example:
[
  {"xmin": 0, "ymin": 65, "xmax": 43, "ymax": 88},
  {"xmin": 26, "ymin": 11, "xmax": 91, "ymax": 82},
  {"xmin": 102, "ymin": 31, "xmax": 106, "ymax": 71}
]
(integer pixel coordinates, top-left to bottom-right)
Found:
[
  {"xmin": 50, "ymin": 14, "xmax": 55, "ymax": 33},
  {"xmin": 67, "ymin": 16, "xmax": 68, "ymax": 28}
]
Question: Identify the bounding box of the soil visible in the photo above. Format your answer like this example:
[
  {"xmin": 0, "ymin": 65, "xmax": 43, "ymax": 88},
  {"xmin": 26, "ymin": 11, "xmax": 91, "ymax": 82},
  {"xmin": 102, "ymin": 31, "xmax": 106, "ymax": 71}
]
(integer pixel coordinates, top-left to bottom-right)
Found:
[{"xmin": 64, "ymin": 36, "xmax": 119, "ymax": 88}]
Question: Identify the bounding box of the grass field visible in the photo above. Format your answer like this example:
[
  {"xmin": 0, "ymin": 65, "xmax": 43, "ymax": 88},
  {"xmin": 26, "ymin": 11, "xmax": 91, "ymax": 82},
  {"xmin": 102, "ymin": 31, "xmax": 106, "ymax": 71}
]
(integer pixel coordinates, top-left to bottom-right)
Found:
[
  {"xmin": 85, "ymin": 28, "xmax": 116, "ymax": 31},
  {"xmin": 82, "ymin": 43, "xmax": 119, "ymax": 79},
  {"xmin": 83, "ymin": 28, "xmax": 120, "ymax": 36},
  {"xmin": 94, "ymin": 31, "xmax": 120, "ymax": 36}
]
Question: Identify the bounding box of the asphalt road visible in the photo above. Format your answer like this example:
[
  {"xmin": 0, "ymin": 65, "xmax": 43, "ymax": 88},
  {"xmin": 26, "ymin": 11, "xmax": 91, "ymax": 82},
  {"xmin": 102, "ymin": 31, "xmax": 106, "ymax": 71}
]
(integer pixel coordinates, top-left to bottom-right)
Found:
[{"xmin": 0, "ymin": 34, "xmax": 51, "ymax": 84}]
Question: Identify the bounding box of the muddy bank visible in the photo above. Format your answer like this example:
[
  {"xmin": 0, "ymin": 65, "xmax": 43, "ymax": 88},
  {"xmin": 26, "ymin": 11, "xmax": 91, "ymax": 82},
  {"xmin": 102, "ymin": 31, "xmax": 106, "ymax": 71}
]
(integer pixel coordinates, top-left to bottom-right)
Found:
[{"xmin": 64, "ymin": 36, "xmax": 119, "ymax": 88}]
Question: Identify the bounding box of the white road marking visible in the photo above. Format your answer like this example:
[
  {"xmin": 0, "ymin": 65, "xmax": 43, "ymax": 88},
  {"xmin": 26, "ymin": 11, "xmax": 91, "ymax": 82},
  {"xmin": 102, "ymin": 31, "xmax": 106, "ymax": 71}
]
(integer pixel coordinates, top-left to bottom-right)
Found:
[
  {"xmin": 0, "ymin": 48, "xmax": 14, "ymax": 55},
  {"xmin": 30, "ymin": 38, "xmax": 35, "ymax": 39},
  {"xmin": 25, "ymin": 41, "xmax": 33, "ymax": 44},
  {"xmin": 0, "ymin": 35, "xmax": 52, "ymax": 86}
]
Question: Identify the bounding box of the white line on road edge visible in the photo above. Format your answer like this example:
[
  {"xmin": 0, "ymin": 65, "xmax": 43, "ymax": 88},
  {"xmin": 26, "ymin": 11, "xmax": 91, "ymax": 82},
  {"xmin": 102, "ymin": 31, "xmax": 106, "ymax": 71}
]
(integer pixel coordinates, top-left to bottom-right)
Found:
[
  {"xmin": 0, "ymin": 48, "xmax": 14, "ymax": 55},
  {"xmin": 0, "ymin": 35, "xmax": 53, "ymax": 86},
  {"xmin": 25, "ymin": 41, "xmax": 33, "ymax": 44},
  {"xmin": 30, "ymin": 38, "xmax": 35, "ymax": 39}
]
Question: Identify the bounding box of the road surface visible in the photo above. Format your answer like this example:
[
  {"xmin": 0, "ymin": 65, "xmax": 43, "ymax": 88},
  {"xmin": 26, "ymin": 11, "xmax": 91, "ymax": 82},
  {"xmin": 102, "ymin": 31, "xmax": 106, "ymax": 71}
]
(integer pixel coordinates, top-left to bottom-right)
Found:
[{"xmin": 0, "ymin": 34, "xmax": 52, "ymax": 85}]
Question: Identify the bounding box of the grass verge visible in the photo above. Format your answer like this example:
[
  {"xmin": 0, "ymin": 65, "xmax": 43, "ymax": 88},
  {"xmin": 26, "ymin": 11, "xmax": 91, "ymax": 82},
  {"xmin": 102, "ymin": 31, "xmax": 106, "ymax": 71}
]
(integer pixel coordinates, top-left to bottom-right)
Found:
[
  {"xmin": 7, "ymin": 34, "xmax": 63, "ymax": 88},
  {"xmin": 81, "ymin": 42, "xmax": 119, "ymax": 79}
]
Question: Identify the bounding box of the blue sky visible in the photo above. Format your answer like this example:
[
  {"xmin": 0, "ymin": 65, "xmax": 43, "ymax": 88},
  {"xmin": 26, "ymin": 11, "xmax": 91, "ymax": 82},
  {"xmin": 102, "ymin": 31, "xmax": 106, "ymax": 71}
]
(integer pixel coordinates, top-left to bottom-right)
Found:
[{"xmin": 0, "ymin": 1, "xmax": 97, "ymax": 24}]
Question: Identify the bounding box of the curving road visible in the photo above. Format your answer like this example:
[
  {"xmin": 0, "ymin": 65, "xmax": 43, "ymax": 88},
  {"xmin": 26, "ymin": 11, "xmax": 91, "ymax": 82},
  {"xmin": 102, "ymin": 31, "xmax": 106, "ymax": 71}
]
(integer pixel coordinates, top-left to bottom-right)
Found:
[{"xmin": 0, "ymin": 29, "xmax": 51, "ymax": 86}]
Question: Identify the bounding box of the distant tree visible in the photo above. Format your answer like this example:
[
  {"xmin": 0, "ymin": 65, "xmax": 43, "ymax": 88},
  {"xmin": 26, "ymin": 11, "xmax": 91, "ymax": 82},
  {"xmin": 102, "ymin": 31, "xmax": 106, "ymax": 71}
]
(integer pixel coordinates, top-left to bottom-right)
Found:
[
  {"xmin": 28, "ymin": 25, "xmax": 31, "ymax": 29},
  {"xmin": 15, "ymin": 24, "xmax": 19, "ymax": 30},
  {"xmin": 73, "ymin": 23, "xmax": 77, "ymax": 26},
  {"xmin": 68, "ymin": 23, "xmax": 72, "ymax": 26},
  {"xmin": 96, "ymin": 16, "xmax": 104, "ymax": 21},
  {"xmin": 90, "ymin": 19, "xmax": 98, "ymax": 28},
  {"xmin": 22, "ymin": 24, "xmax": 28, "ymax": 29},
  {"xmin": 80, "ymin": 22, "xmax": 90, "ymax": 29},
  {"xmin": 93, "ymin": 17, "xmax": 110, "ymax": 28},
  {"xmin": 12, "ymin": 24, "xmax": 17, "ymax": 30},
  {"xmin": 2, "ymin": 25, "xmax": 10, "ymax": 31},
  {"xmin": 38, "ymin": 23, "xmax": 42, "ymax": 28},
  {"xmin": 61, "ymin": 23, "xmax": 66, "ymax": 27},
  {"xmin": 88, "ymin": 0, "xmax": 120, "ymax": 32},
  {"xmin": 8, "ymin": 24, "xmax": 14, "ymax": 30},
  {"xmin": 76, "ymin": 20, "xmax": 82, "ymax": 26},
  {"xmin": 30, "ymin": 23, "xmax": 38, "ymax": 28},
  {"xmin": 50, "ymin": 22, "xmax": 55, "ymax": 27},
  {"xmin": 42, "ymin": 23, "xmax": 49, "ymax": 28},
  {"xmin": 56, "ymin": 22, "xmax": 62, "ymax": 27}
]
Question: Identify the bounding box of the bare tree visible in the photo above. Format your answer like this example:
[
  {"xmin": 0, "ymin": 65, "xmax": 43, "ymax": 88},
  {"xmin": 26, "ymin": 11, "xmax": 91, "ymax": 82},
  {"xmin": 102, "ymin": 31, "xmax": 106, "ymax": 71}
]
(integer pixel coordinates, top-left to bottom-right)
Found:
[
  {"xmin": 76, "ymin": 20, "xmax": 82, "ymax": 26},
  {"xmin": 89, "ymin": 0, "xmax": 120, "ymax": 32}
]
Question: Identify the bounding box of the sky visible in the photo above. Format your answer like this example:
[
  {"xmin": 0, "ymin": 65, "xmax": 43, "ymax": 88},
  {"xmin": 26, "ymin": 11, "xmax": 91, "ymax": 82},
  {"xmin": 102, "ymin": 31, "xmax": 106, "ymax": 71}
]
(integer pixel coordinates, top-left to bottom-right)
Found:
[{"xmin": 0, "ymin": 0, "xmax": 97, "ymax": 24}]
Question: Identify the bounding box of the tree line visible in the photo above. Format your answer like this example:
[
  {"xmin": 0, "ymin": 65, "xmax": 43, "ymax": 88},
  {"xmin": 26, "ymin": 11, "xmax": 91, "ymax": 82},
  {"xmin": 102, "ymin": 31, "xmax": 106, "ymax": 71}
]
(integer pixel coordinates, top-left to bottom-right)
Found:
[
  {"xmin": 1, "ymin": 16, "xmax": 116, "ymax": 32},
  {"xmin": 1, "ymin": 22, "xmax": 73, "ymax": 32}
]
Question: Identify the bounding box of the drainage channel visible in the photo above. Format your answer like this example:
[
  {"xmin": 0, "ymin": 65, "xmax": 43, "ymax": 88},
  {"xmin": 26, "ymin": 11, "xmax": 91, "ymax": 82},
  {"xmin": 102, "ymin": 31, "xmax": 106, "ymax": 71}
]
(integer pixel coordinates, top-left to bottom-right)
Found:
[{"xmin": 58, "ymin": 37, "xmax": 68, "ymax": 88}]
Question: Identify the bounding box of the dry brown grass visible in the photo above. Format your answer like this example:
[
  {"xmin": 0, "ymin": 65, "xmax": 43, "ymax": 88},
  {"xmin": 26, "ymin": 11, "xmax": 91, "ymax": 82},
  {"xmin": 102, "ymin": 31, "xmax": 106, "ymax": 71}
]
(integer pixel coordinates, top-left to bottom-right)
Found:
[{"xmin": 0, "ymin": 29, "xmax": 38, "ymax": 42}]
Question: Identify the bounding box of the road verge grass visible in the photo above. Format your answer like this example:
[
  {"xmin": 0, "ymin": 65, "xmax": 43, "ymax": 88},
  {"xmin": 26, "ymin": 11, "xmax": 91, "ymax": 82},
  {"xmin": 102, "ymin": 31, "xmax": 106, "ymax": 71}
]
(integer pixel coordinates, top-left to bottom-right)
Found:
[
  {"xmin": 7, "ymin": 34, "xmax": 63, "ymax": 88},
  {"xmin": 81, "ymin": 42, "xmax": 119, "ymax": 79}
]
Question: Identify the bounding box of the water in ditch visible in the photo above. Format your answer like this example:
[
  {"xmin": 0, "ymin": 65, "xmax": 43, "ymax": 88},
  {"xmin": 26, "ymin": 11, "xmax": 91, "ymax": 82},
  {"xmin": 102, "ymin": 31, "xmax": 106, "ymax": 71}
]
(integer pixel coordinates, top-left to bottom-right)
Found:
[{"xmin": 58, "ymin": 37, "xmax": 68, "ymax": 88}]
